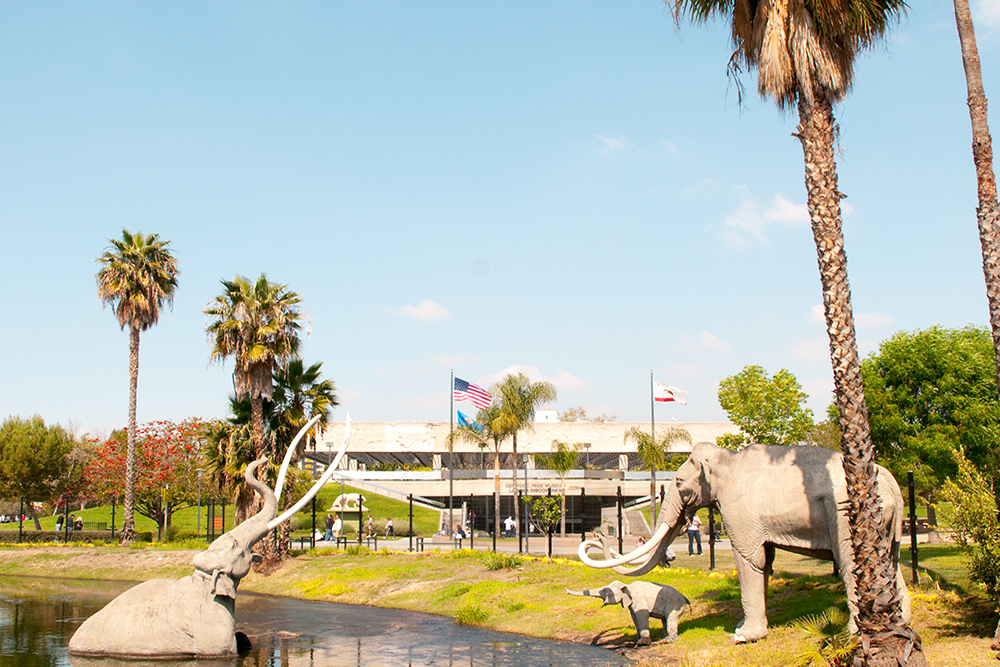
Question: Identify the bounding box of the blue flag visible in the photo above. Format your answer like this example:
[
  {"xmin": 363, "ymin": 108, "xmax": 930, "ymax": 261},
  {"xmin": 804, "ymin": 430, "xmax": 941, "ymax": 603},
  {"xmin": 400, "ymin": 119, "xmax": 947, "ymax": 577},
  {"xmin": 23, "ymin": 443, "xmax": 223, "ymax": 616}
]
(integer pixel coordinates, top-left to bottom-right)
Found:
[{"xmin": 457, "ymin": 410, "xmax": 482, "ymax": 432}]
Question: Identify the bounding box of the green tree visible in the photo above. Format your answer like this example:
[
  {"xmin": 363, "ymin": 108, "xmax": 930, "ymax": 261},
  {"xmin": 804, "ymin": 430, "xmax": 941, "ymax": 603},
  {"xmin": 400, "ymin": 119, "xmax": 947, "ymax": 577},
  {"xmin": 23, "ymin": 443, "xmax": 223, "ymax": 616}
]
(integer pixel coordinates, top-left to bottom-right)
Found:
[
  {"xmin": 941, "ymin": 456, "xmax": 1000, "ymax": 649},
  {"xmin": 95, "ymin": 229, "xmax": 179, "ymax": 545},
  {"xmin": 952, "ymin": 0, "xmax": 1000, "ymax": 396},
  {"xmin": 493, "ymin": 373, "xmax": 557, "ymax": 543},
  {"xmin": 558, "ymin": 406, "xmax": 616, "ymax": 422},
  {"xmin": 717, "ymin": 365, "xmax": 814, "ymax": 449},
  {"xmin": 448, "ymin": 403, "xmax": 510, "ymax": 539},
  {"xmin": 204, "ymin": 273, "xmax": 302, "ymax": 523},
  {"xmin": 524, "ymin": 494, "xmax": 562, "ymax": 560},
  {"xmin": 270, "ymin": 359, "xmax": 337, "ymax": 555},
  {"xmin": 626, "ymin": 425, "xmax": 692, "ymax": 529},
  {"xmin": 669, "ymin": 0, "xmax": 919, "ymax": 660},
  {"xmin": 534, "ymin": 440, "xmax": 582, "ymax": 536},
  {"xmin": 861, "ymin": 326, "xmax": 1000, "ymax": 499},
  {"xmin": 0, "ymin": 416, "xmax": 76, "ymax": 530}
]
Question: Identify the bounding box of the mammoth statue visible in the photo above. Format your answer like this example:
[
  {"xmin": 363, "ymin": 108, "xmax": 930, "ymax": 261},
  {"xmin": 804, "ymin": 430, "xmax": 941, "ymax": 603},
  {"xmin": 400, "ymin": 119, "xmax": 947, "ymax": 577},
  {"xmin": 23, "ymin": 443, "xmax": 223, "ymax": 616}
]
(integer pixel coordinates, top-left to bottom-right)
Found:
[
  {"xmin": 567, "ymin": 580, "xmax": 689, "ymax": 645},
  {"xmin": 69, "ymin": 415, "xmax": 351, "ymax": 659},
  {"xmin": 580, "ymin": 442, "xmax": 910, "ymax": 643}
]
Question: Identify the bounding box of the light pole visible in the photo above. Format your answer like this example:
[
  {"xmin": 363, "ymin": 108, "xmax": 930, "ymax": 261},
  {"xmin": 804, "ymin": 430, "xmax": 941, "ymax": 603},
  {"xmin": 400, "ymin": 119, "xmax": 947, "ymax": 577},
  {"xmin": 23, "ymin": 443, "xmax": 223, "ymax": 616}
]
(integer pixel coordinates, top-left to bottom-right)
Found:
[{"xmin": 195, "ymin": 468, "xmax": 204, "ymax": 535}]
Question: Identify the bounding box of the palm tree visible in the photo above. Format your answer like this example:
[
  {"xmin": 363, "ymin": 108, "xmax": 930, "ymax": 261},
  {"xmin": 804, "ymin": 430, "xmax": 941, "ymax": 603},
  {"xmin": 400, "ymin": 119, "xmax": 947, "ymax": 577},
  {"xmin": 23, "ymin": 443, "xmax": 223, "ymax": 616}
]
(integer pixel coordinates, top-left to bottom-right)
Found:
[
  {"xmin": 205, "ymin": 274, "xmax": 301, "ymax": 466},
  {"xmin": 493, "ymin": 373, "xmax": 557, "ymax": 543},
  {"xmin": 96, "ymin": 230, "xmax": 179, "ymax": 545},
  {"xmin": 670, "ymin": 0, "xmax": 923, "ymax": 662},
  {"xmin": 953, "ymin": 0, "xmax": 1000, "ymax": 399},
  {"xmin": 953, "ymin": 6, "xmax": 1000, "ymax": 649},
  {"xmin": 626, "ymin": 426, "xmax": 691, "ymax": 530},
  {"xmin": 270, "ymin": 359, "xmax": 338, "ymax": 555},
  {"xmin": 534, "ymin": 440, "xmax": 582, "ymax": 536},
  {"xmin": 448, "ymin": 403, "xmax": 510, "ymax": 539}
]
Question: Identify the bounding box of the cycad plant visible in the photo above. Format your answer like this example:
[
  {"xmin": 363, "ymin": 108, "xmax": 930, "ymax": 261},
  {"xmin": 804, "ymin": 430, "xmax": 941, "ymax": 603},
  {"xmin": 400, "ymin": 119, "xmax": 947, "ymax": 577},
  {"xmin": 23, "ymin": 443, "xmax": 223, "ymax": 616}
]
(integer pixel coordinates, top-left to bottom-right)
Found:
[{"xmin": 792, "ymin": 607, "xmax": 859, "ymax": 667}]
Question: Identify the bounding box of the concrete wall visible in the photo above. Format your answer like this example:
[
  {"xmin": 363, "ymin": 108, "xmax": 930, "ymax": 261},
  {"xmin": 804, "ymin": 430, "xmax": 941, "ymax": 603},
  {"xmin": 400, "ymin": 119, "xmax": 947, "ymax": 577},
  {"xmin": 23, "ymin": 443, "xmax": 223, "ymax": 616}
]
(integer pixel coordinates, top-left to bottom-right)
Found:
[{"xmin": 317, "ymin": 420, "xmax": 737, "ymax": 457}]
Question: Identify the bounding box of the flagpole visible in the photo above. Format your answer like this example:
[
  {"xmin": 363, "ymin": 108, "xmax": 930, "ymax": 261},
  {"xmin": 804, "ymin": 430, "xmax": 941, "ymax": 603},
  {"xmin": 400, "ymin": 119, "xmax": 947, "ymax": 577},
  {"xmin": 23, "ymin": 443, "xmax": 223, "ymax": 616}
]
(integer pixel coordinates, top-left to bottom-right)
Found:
[
  {"xmin": 449, "ymin": 370, "xmax": 454, "ymax": 535},
  {"xmin": 650, "ymin": 370, "xmax": 656, "ymax": 524}
]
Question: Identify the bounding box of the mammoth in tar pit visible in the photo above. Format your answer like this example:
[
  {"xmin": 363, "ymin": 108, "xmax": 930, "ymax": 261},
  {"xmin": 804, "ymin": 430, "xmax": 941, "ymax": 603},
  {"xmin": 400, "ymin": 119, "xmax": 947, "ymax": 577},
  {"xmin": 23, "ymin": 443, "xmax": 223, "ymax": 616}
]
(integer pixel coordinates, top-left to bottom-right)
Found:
[{"xmin": 69, "ymin": 415, "xmax": 350, "ymax": 659}]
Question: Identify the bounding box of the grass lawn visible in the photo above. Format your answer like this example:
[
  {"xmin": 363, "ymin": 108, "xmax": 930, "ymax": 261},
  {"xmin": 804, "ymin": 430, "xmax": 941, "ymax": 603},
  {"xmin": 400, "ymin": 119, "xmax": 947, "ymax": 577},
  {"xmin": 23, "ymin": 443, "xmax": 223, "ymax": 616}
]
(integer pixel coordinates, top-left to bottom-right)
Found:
[
  {"xmin": 0, "ymin": 540, "xmax": 995, "ymax": 666},
  {"xmin": 0, "ymin": 483, "xmax": 442, "ymax": 540}
]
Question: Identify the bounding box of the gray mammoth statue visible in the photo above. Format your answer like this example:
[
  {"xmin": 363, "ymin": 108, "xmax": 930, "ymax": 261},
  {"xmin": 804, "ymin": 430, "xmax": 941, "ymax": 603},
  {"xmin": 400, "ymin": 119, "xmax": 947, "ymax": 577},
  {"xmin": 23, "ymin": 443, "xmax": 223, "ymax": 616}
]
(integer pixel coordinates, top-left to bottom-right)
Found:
[
  {"xmin": 69, "ymin": 415, "xmax": 350, "ymax": 659},
  {"xmin": 579, "ymin": 442, "xmax": 910, "ymax": 644},
  {"xmin": 567, "ymin": 580, "xmax": 689, "ymax": 645}
]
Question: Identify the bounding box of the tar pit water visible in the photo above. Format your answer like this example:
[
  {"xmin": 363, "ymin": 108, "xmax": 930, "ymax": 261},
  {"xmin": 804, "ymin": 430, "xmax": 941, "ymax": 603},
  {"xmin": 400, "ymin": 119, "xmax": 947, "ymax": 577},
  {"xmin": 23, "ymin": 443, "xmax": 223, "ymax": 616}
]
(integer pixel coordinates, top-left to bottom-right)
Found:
[{"xmin": 0, "ymin": 576, "xmax": 631, "ymax": 667}]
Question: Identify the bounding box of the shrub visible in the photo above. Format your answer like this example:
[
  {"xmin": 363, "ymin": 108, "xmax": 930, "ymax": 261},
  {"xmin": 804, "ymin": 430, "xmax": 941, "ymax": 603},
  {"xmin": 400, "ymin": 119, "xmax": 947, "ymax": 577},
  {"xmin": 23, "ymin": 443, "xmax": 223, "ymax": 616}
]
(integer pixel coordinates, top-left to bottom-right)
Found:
[
  {"xmin": 455, "ymin": 601, "xmax": 489, "ymax": 626},
  {"xmin": 483, "ymin": 552, "xmax": 523, "ymax": 571}
]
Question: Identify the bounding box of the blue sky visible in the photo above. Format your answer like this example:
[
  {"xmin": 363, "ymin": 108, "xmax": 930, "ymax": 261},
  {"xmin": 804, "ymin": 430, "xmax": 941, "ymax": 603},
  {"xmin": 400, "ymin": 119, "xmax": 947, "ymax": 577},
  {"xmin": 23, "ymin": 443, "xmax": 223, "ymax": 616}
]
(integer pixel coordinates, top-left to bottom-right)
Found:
[{"xmin": 2, "ymin": 1, "xmax": 999, "ymax": 436}]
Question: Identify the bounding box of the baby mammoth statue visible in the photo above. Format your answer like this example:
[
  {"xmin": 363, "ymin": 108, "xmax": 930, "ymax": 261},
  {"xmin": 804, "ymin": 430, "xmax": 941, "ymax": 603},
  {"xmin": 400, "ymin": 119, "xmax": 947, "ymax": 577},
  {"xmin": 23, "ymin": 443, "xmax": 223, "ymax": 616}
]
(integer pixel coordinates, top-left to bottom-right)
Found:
[{"xmin": 567, "ymin": 580, "xmax": 689, "ymax": 645}]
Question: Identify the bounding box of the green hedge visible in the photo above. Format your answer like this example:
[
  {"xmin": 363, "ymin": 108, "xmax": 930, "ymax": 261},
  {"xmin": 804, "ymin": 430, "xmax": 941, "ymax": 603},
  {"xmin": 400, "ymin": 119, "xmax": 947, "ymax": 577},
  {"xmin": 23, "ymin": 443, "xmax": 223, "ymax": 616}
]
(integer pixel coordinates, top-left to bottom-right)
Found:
[{"xmin": 0, "ymin": 531, "xmax": 153, "ymax": 544}]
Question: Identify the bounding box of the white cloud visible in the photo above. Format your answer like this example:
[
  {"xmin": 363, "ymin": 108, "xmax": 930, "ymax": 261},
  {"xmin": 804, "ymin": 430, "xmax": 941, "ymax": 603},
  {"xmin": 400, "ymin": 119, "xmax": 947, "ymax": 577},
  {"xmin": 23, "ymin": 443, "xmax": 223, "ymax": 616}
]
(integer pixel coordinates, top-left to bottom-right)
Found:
[
  {"xmin": 790, "ymin": 336, "xmax": 830, "ymax": 363},
  {"xmin": 855, "ymin": 312, "xmax": 894, "ymax": 329},
  {"xmin": 975, "ymin": 0, "xmax": 1000, "ymax": 29},
  {"xmin": 699, "ymin": 331, "xmax": 732, "ymax": 352},
  {"xmin": 596, "ymin": 135, "xmax": 633, "ymax": 158},
  {"xmin": 478, "ymin": 365, "xmax": 589, "ymax": 392},
  {"xmin": 429, "ymin": 353, "xmax": 466, "ymax": 366},
  {"xmin": 713, "ymin": 188, "xmax": 809, "ymax": 246},
  {"xmin": 387, "ymin": 300, "xmax": 451, "ymax": 321},
  {"xmin": 808, "ymin": 304, "xmax": 893, "ymax": 330},
  {"xmin": 662, "ymin": 140, "xmax": 680, "ymax": 156}
]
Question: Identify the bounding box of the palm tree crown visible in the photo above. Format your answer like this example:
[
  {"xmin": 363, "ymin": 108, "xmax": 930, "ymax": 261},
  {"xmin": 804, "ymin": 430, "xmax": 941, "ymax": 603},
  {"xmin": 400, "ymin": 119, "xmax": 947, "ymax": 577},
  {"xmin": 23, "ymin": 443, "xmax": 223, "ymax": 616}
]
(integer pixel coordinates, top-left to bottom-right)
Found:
[
  {"xmin": 675, "ymin": 0, "xmax": 904, "ymax": 109},
  {"xmin": 96, "ymin": 229, "xmax": 179, "ymax": 333},
  {"xmin": 205, "ymin": 273, "xmax": 302, "ymax": 405}
]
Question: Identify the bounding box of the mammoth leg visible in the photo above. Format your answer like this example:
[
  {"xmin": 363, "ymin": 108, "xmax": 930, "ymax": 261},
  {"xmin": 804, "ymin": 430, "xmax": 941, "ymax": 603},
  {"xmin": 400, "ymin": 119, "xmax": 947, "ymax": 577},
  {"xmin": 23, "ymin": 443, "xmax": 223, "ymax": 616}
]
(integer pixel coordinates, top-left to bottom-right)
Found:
[
  {"xmin": 664, "ymin": 608, "xmax": 682, "ymax": 643},
  {"xmin": 732, "ymin": 545, "xmax": 770, "ymax": 643},
  {"xmin": 629, "ymin": 607, "xmax": 651, "ymax": 646}
]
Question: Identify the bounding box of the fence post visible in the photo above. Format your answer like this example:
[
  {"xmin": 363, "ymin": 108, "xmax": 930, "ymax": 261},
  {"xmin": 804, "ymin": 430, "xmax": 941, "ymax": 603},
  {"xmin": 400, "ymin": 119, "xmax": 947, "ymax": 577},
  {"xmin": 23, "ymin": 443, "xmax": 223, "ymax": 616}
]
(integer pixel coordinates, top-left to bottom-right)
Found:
[
  {"xmin": 110, "ymin": 496, "xmax": 116, "ymax": 540},
  {"xmin": 408, "ymin": 494, "xmax": 413, "ymax": 553},
  {"xmin": 616, "ymin": 486, "xmax": 623, "ymax": 555},
  {"xmin": 311, "ymin": 496, "xmax": 317, "ymax": 550},
  {"xmin": 580, "ymin": 488, "xmax": 586, "ymax": 543},
  {"xmin": 492, "ymin": 491, "xmax": 497, "ymax": 552},
  {"xmin": 518, "ymin": 491, "xmax": 524, "ymax": 554},
  {"xmin": 708, "ymin": 506, "xmax": 716, "ymax": 570},
  {"xmin": 547, "ymin": 488, "xmax": 553, "ymax": 558},
  {"xmin": 18, "ymin": 497, "xmax": 24, "ymax": 543},
  {"xmin": 63, "ymin": 498, "xmax": 70, "ymax": 543},
  {"xmin": 908, "ymin": 470, "xmax": 918, "ymax": 586}
]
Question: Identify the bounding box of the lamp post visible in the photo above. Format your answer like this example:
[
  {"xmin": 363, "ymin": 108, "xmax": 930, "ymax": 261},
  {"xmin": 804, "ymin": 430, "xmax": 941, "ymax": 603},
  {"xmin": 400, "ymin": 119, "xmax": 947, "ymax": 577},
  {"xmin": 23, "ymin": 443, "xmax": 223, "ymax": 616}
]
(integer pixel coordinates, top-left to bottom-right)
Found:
[{"xmin": 195, "ymin": 468, "xmax": 204, "ymax": 535}]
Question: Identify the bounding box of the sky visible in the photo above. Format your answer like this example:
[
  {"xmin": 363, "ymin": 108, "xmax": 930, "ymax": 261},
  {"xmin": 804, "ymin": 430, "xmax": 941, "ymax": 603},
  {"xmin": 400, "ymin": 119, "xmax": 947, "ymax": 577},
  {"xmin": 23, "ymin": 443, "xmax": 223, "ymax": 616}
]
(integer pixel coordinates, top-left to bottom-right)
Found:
[{"xmin": 2, "ymin": 1, "xmax": 1000, "ymax": 437}]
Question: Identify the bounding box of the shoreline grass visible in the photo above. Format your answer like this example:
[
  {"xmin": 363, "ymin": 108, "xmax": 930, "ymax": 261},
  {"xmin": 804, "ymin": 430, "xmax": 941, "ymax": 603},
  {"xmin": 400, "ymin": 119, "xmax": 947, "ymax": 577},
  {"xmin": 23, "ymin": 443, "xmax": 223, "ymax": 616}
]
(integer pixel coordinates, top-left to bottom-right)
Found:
[{"xmin": 0, "ymin": 542, "xmax": 995, "ymax": 665}]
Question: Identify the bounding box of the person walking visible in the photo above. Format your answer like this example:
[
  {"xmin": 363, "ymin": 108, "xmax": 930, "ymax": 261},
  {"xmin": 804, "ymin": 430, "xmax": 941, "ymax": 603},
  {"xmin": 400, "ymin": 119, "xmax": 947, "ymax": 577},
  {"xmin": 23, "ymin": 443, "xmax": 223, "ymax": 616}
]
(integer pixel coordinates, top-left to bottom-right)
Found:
[
  {"xmin": 686, "ymin": 514, "xmax": 703, "ymax": 556},
  {"xmin": 366, "ymin": 514, "xmax": 375, "ymax": 538},
  {"xmin": 324, "ymin": 514, "xmax": 334, "ymax": 542},
  {"xmin": 385, "ymin": 517, "xmax": 395, "ymax": 538}
]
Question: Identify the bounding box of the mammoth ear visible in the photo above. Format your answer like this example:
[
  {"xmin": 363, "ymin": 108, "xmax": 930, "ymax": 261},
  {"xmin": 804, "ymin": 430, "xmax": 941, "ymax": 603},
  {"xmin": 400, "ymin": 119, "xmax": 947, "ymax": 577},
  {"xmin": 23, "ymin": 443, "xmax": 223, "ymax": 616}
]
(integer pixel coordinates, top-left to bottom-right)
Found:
[
  {"xmin": 621, "ymin": 587, "xmax": 633, "ymax": 609},
  {"xmin": 212, "ymin": 571, "xmax": 238, "ymax": 599}
]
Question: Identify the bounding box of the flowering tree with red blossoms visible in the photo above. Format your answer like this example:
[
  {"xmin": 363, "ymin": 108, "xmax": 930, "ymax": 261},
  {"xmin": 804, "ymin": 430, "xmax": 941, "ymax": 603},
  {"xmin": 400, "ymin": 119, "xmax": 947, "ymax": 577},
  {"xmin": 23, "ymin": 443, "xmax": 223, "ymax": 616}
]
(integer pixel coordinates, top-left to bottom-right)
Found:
[{"xmin": 85, "ymin": 419, "xmax": 208, "ymax": 534}]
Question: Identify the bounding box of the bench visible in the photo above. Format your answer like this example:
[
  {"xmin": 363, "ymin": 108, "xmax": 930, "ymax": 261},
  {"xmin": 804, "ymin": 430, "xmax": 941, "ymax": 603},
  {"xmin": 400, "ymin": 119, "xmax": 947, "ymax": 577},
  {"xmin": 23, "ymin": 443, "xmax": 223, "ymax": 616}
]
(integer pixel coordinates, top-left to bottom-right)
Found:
[
  {"xmin": 81, "ymin": 522, "xmax": 108, "ymax": 531},
  {"xmin": 901, "ymin": 518, "xmax": 932, "ymax": 533}
]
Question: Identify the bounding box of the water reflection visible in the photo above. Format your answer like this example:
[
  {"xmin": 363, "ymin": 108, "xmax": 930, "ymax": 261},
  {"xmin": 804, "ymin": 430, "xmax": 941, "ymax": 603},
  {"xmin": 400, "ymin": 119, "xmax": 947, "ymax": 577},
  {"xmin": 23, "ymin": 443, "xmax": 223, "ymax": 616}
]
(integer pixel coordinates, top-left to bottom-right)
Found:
[{"xmin": 1, "ymin": 577, "xmax": 630, "ymax": 667}]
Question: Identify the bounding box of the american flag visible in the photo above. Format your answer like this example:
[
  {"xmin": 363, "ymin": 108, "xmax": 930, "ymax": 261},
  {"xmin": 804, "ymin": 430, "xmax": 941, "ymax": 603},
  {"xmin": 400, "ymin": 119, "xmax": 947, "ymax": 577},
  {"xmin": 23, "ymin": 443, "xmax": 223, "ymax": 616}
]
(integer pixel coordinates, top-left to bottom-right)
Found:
[{"xmin": 454, "ymin": 377, "xmax": 491, "ymax": 410}]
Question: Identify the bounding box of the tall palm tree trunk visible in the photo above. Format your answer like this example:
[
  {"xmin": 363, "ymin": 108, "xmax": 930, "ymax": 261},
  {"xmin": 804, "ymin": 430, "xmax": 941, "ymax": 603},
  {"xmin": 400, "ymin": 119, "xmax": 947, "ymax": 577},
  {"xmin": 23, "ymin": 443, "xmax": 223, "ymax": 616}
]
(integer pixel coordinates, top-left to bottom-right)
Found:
[
  {"xmin": 120, "ymin": 327, "xmax": 140, "ymax": 545},
  {"xmin": 954, "ymin": 0, "xmax": 1000, "ymax": 396},
  {"xmin": 512, "ymin": 434, "xmax": 520, "ymax": 544},
  {"xmin": 797, "ymin": 94, "xmax": 925, "ymax": 667},
  {"xmin": 953, "ymin": 2, "xmax": 1000, "ymax": 648},
  {"xmin": 493, "ymin": 451, "xmax": 501, "ymax": 540}
]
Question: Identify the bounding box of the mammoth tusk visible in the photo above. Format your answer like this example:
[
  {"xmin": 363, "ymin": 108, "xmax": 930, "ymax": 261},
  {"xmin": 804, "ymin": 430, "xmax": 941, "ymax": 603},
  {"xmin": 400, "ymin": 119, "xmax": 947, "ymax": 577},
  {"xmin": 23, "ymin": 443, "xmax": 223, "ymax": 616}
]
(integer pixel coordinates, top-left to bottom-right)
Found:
[
  {"xmin": 268, "ymin": 414, "xmax": 352, "ymax": 530},
  {"xmin": 578, "ymin": 522, "xmax": 670, "ymax": 569},
  {"xmin": 274, "ymin": 414, "xmax": 324, "ymax": 504}
]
